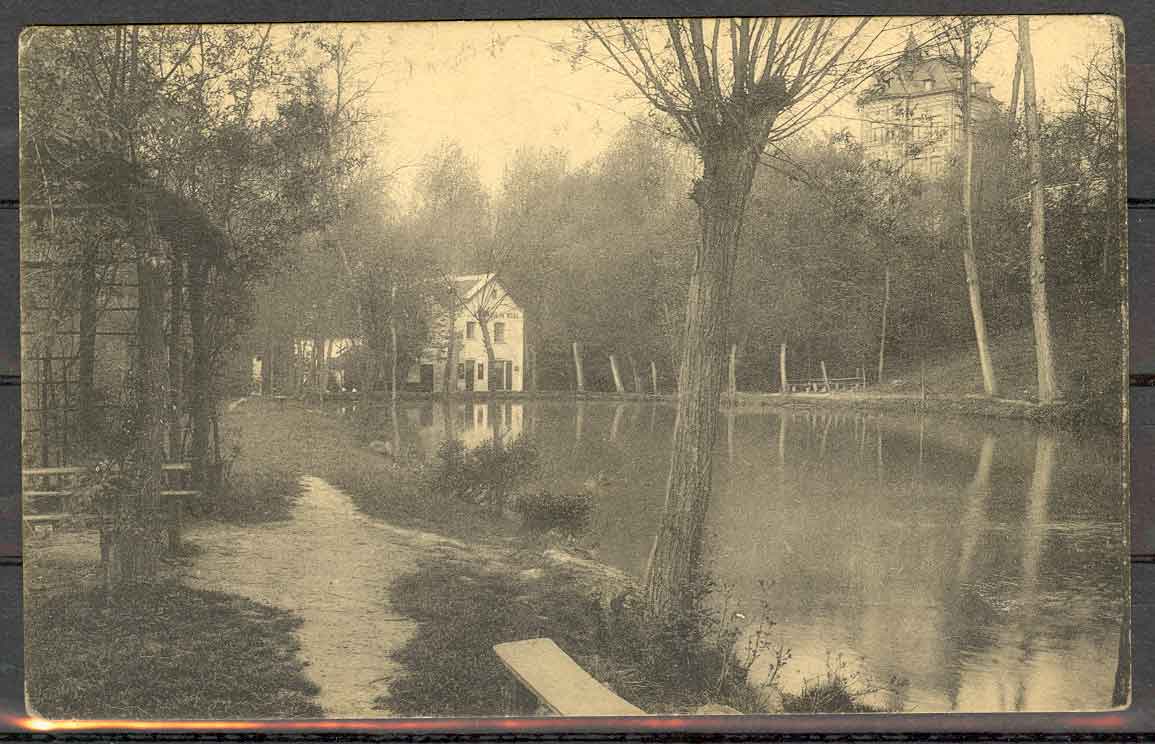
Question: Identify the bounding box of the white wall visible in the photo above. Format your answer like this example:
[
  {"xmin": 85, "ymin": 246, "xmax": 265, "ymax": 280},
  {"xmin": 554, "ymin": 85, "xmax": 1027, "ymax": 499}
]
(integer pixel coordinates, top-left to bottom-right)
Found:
[{"xmin": 456, "ymin": 282, "xmax": 525, "ymax": 392}]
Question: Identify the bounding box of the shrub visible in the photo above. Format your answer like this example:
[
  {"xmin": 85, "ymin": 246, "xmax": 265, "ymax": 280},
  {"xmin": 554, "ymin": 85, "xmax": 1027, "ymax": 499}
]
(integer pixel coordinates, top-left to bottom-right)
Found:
[
  {"xmin": 430, "ymin": 435, "xmax": 539, "ymax": 508},
  {"xmin": 780, "ymin": 652, "xmax": 909, "ymax": 713},
  {"xmin": 513, "ymin": 490, "xmax": 593, "ymax": 534}
]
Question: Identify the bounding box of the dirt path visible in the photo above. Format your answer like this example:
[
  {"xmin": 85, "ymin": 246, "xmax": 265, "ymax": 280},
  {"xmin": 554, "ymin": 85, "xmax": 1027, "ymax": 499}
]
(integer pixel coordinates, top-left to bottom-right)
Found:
[{"xmin": 184, "ymin": 475, "xmax": 421, "ymax": 718}]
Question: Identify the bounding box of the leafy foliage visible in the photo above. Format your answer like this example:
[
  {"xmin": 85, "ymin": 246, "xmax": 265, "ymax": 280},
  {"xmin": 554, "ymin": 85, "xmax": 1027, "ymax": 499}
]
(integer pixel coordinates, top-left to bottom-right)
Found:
[
  {"xmin": 430, "ymin": 434, "xmax": 540, "ymax": 508},
  {"xmin": 513, "ymin": 489, "xmax": 594, "ymax": 534}
]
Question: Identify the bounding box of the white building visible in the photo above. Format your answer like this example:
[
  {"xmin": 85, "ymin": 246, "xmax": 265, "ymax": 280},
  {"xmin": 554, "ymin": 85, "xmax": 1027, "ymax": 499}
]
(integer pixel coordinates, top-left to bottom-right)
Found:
[
  {"xmin": 409, "ymin": 273, "xmax": 526, "ymax": 393},
  {"xmin": 857, "ymin": 34, "xmax": 999, "ymax": 179}
]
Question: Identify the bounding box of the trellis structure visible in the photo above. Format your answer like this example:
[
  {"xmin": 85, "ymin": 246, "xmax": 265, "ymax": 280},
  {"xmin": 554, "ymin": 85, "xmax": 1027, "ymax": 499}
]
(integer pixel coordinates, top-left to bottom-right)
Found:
[{"xmin": 21, "ymin": 252, "xmax": 191, "ymax": 469}]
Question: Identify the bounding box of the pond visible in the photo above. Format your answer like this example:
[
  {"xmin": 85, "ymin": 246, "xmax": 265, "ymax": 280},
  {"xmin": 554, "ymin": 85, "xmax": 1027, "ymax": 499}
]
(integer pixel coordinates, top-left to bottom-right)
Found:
[{"xmin": 339, "ymin": 398, "xmax": 1127, "ymax": 713}]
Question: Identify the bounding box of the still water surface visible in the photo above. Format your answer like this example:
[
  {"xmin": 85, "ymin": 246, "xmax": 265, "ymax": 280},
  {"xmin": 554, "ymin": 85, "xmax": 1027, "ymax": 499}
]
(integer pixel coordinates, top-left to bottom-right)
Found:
[{"xmin": 340, "ymin": 399, "xmax": 1126, "ymax": 713}]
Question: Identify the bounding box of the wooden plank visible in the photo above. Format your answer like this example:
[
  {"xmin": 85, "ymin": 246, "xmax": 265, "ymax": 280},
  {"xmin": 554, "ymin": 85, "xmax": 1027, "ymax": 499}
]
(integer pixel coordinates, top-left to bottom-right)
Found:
[
  {"xmin": 23, "ymin": 467, "xmax": 86, "ymax": 477},
  {"xmin": 24, "ymin": 490, "xmax": 73, "ymax": 498},
  {"xmin": 24, "ymin": 463, "xmax": 191, "ymax": 477},
  {"xmin": 24, "ymin": 513, "xmax": 97, "ymax": 523},
  {"xmin": 493, "ymin": 638, "xmax": 645, "ymax": 717}
]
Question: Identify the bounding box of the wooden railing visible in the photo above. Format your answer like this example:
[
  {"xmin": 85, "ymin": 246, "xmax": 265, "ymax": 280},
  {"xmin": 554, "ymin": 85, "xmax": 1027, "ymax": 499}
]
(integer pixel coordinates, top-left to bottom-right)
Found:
[
  {"xmin": 23, "ymin": 463, "xmax": 199, "ymax": 528},
  {"xmin": 783, "ymin": 376, "xmax": 867, "ymax": 394}
]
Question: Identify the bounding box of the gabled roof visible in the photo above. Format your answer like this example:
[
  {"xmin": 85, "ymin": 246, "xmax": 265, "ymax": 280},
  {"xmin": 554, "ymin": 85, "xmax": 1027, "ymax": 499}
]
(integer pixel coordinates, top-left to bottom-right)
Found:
[
  {"xmin": 451, "ymin": 273, "xmax": 495, "ymax": 303},
  {"xmin": 857, "ymin": 34, "xmax": 997, "ymax": 106}
]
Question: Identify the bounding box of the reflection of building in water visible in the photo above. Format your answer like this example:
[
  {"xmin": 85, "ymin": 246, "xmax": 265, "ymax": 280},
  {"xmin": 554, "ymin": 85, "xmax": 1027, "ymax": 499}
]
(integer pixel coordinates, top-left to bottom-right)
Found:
[{"xmin": 407, "ymin": 401, "xmax": 525, "ymax": 453}]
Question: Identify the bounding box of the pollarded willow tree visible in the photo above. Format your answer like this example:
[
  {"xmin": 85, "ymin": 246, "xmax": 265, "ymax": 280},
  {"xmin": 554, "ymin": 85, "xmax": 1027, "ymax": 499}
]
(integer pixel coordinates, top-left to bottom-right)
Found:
[{"xmin": 580, "ymin": 18, "xmax": 883, "ymax": 622}]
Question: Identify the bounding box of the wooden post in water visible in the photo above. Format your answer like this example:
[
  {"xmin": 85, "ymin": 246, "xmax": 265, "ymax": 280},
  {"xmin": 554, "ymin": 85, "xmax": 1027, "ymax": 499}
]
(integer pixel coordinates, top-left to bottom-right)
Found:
[
  {"xmin": 820, "ymin": 361, "xmax": 831, "ymax": 395},
  {"xmin": 609, "ymin": 355, "xmax": 625, "ymax": 394},
  {"xmin": 610, "ymin": 403, "xmax": 624, "ymax": 441},
  {"xmin": 920, "ymin": 359, "xmax": 927, "ymax": 402},
  {"xmin": 779, "ymin": 343, "xmax": 788, "ymax": 394},
  {"xmin": 651, "ymin": 361, "xmax": 659, "ymax": 396},
  {"xmin": 572, "ymin": 342, "xmax": 584, "ymax": 393}
]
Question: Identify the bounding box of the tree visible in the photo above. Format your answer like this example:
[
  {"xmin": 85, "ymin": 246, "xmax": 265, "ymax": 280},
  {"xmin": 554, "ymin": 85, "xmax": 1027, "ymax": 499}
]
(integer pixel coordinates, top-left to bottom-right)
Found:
[
  {"xmin": 580, "ymin": 18, "xmax": 877, "ymax": 621},
  {"xmin": 936, "ymin": 17, "xmax": 999, "ymax": 397},
  {"xmin": 411, "ymin": 142, "xmax": 491, "ymax": 393},
  {"xmin": 1018, "ymin": 17, "xmax": 1060, "ymax": 403},
  {"xmin": 21, "ymin": 24, "xmax": 365, "ymax": 584}
]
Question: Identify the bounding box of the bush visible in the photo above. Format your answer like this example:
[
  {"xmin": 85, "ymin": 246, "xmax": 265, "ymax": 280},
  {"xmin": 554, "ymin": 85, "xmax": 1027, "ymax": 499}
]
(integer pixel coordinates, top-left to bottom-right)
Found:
[
  {"xmin": 513, "ymin": 490, "xmax": 593, "ymax": 534},
  {"xmin": 781, "ymin": 652, "xmax": 908, "ymax": 714},
  {"xmin": 204, "ymin": 465, "xmax": 301, "ymax": 524},
  {"xmin": 430, "ymin": 435, "xmax": 539, "ymax": 508}
]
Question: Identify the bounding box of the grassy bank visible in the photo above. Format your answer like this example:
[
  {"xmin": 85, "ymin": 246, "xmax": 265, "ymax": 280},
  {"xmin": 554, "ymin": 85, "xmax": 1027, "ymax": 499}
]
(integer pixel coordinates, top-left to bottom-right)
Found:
[
  {"xmin": 380, "ymin": 554, "xmax": 759, "ymax": 717},
  {"xmin": 26, "ymin": 582, "xmax": 322, "ymax": 719},
  {"xmin": 218, "ymin": 399, "xmax": 517, "ymax": 541}
]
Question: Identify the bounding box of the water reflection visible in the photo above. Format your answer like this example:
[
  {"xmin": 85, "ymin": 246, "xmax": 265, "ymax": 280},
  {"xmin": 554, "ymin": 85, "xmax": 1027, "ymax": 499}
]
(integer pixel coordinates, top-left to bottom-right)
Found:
[{"xmin": 338, "ymin": 399, "xmax": 1125, "ymax": 712}]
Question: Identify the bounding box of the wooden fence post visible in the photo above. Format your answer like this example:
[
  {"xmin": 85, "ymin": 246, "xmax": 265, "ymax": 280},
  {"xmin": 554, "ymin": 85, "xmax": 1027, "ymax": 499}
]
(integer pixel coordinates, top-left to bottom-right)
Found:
[
  {"xmin": 779, "ymin": 343, "xmax": 788, "ymax": 394},
  {"xmin": 572, "ymin": 342, "xmax": 584, "ymax": 393},
  {"xmin": 609, "ymin": 355, "xmax": 625, "ymax": 394},
  {"xmin": 728, "ymin": 344, "xmax": 738, "ymax": 402},
  {"xmin": 820, "ymin": 361, "xmax": 831, "ymax": 394},
  {"xmin": 651, "ymin": 361, "xmax": 659, "ymax": 396}
]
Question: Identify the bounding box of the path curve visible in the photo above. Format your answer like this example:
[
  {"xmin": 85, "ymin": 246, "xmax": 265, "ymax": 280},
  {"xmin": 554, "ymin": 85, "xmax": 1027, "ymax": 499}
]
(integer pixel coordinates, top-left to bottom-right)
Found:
[{"xmin": 184, "ymin": 476, "xmax": 418, "ymax": 718}]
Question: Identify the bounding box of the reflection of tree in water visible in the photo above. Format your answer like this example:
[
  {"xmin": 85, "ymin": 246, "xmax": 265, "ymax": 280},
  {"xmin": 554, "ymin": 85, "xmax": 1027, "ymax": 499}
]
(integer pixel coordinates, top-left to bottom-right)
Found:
[
  {"xmin": 339, "ymin": 402, "xmax": 1123, "ymax": 711},
  {"xmin": 1008, "ymin": 433, "xmax": 1055, "ymax": 711}
]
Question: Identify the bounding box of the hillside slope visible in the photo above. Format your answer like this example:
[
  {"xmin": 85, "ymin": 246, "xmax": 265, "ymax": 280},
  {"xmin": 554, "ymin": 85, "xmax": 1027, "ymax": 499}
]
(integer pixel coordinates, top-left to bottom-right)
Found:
[{"xmin": 885, "ymin": 314, "xmax": 1124, "ymax": 411}]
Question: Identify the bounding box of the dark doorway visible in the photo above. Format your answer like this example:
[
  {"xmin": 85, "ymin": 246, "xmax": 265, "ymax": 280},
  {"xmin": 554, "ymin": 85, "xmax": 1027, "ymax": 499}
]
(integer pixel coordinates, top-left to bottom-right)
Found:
[
  {"xmin": 490, "ymin": 359, "xmax": 512, "ymax": 391},
  {"xmin": 465, "ymin": 360, "xmax": 475, "ymax": 391},
  {"xmin": 419, "ymin": 364, "xmax": 435, "ymax": 392}
]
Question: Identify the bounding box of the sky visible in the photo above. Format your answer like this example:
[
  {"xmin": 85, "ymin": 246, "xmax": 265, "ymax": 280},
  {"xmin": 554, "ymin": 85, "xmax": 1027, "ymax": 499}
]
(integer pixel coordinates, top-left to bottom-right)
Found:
[{"xmin": 334, "ymin": 15, "xmax": 1119, "ymax": 205}]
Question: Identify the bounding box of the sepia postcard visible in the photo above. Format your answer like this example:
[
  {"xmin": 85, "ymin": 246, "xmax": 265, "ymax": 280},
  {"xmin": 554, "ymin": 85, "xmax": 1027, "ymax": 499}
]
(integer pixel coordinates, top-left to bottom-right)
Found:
[{"xmin": 19, "ymin": 15, "xmax": 1128, "ymax": 721}]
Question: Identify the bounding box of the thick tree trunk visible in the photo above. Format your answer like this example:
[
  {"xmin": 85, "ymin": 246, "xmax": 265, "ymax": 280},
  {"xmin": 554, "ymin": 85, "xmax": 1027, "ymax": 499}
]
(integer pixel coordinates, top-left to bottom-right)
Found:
[
  {"xmin": 960, "ymin": 26, "xmax": 999, "ymax": 398},
  {"xmin": 77, "ymin": 242, "xmax": 98, "ymax": 442},
  {"xmin": 643, "ymin": 143, "xmax": 757, "ymax": 622},
  {"xmin": 107, "ymin": 253, "xmax": 167, "ymax": 587},
  {"xmin": 1019, "ymin": 18, "xmax": 1061, "ymax": 404}
]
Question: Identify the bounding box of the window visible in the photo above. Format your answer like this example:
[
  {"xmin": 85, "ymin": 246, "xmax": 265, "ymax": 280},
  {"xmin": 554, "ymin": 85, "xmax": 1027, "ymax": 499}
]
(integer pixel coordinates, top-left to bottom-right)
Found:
[
  {"xmin": 466, "ymin": 321, "xmax": 475, "ymax": 340},
  {"xmin": 923, "ymin": 79, "xmax": 933, "ymax": 91},
  {"xmin": 477, "ymin": 362, "xmax": 484, "ymax": 380},
  {"xmin": 457, "ymin": 363, "xmax": 465, "ymax": 379},
  {"xmin": 494, "ymin": 322, "xmax": 506, "ymax": 344}
]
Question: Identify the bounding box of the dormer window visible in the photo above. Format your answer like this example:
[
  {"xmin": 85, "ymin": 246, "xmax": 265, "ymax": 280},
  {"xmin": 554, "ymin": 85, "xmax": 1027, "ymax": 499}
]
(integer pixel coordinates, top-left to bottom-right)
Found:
[{"xmin": 923, "ymin": 79, "xmax": 933, "ymax": 91}]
